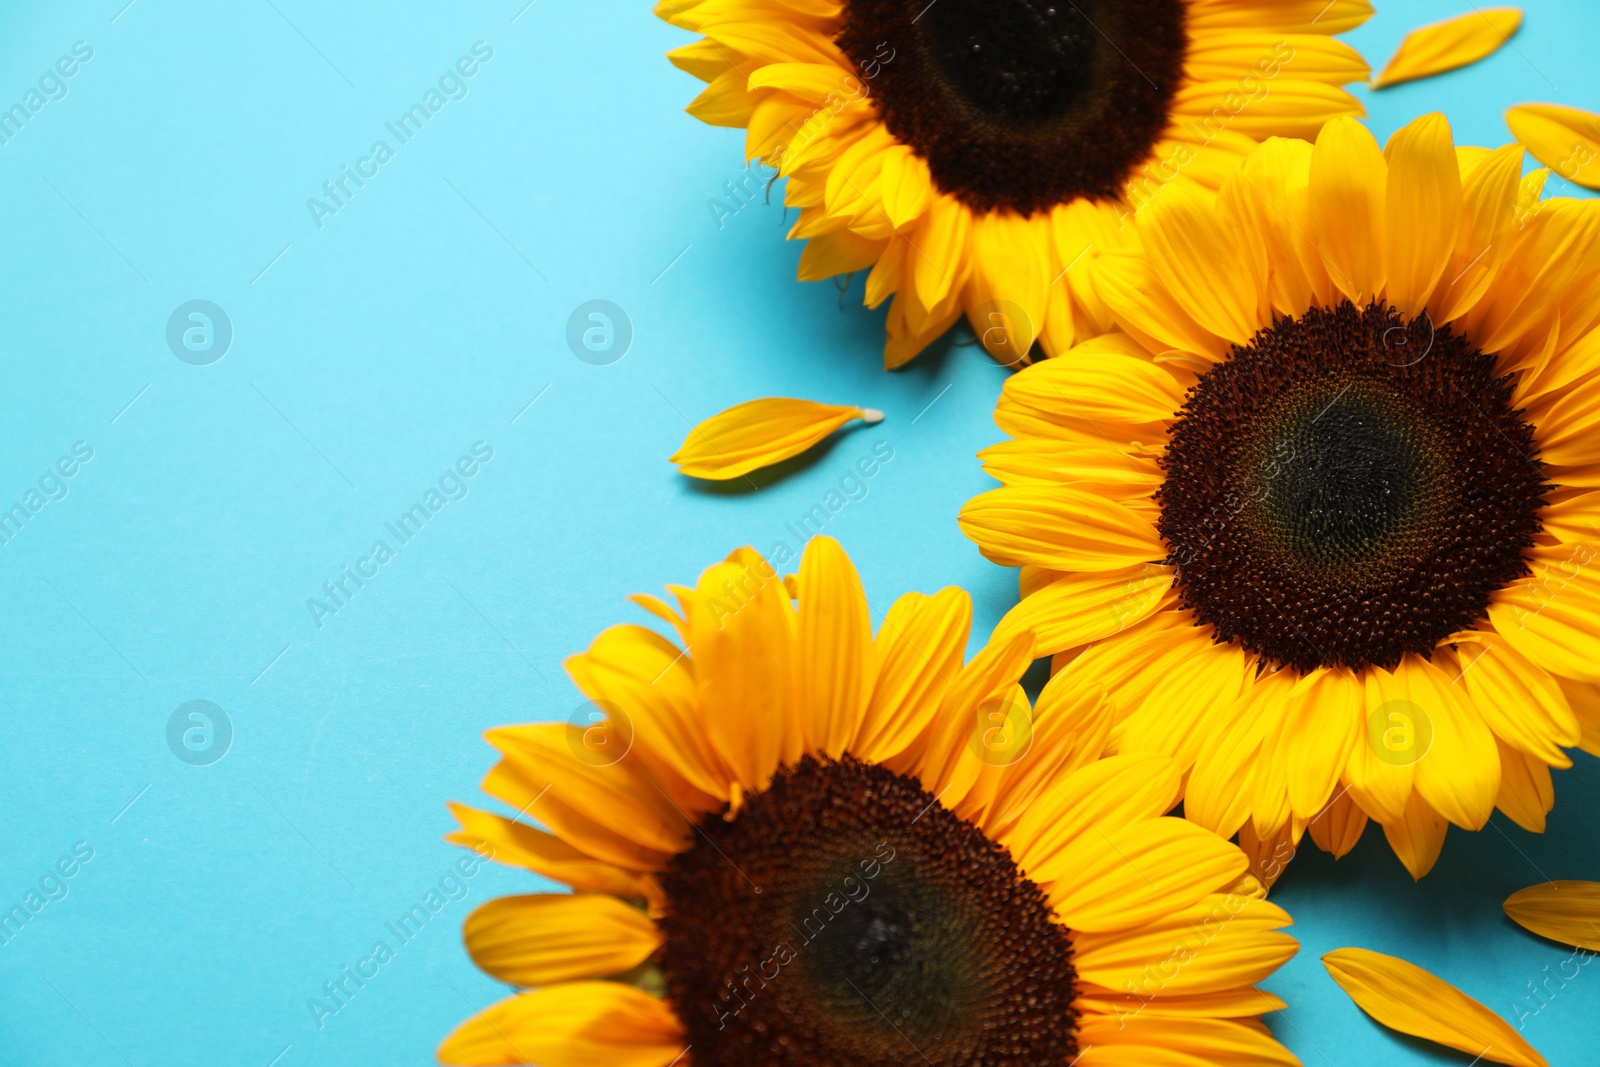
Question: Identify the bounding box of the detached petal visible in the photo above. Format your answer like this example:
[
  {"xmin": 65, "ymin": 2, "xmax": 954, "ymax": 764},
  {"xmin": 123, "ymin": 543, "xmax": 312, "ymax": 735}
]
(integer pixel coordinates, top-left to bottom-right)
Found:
[
  {"xmin": 670, "ymin": 398, "xmax": 880, "ymax": 480},
  {"xmin": 1373, "ymin": 8, "xmax": 1523, "ymax": 89},
  {"xmin": 1507, "ymin": 102, "xmax": 1600, "ymax": 191},
  {"xmin": 1322, "ymin": 948, "xmax": 1550, "ymax": 1067},
  {"xmin": 1504, "ymin": 881, "xmax": 1600, "ymax": 950}
]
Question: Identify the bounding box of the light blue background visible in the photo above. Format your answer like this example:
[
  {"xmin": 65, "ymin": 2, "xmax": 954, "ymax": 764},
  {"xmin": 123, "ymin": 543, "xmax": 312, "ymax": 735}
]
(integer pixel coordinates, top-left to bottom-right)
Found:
[{"xmin": 0, "ymin": 1, "xmax": 1595, "ymax": 1064}]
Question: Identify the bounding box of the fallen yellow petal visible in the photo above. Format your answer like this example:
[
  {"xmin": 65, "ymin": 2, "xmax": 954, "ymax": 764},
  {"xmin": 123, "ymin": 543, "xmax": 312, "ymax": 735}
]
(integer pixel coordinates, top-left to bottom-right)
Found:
[
  {"xmin": 1372, "ymin": 7, "xmax": 1522, "ymax": 89},
  {"xmin": 1506, "ymin": 103, "xmax": 1600, "ymax": 190},
  {"xmin": 1505, "ymin": 880, "xmax": 1600, "ymax": 950},
  {"xmin": 1322, "ymin": 948, "xmax": 1549, "ymax": 1067},
  {"xmin": 670, "ymin": 397, "xmax": 883, "ymax": 480}
]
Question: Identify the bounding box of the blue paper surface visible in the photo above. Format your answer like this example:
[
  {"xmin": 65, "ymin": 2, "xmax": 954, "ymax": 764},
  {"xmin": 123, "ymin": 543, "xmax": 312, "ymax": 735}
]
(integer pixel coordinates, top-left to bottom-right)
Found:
[{"xmin": 0, "ymin": 1, "xmax": 1596, "ymax": 1064}]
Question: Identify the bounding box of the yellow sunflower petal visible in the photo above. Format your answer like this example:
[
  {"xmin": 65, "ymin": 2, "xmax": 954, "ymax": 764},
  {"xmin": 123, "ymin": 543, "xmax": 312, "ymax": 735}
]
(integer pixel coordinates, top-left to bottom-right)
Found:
[
  {"xmin": 994, "ymin": 564, "xmax": 1172, "ymax": 657},
  {"xmin": 565, "ymin": 624, "xmax": 731, "ymax": 809},
  {"xmin": 1504, "ymin": 880, "xmax": 1600, "ymax": 950},
  {"xmin": 481, "ymin": 741, "xmax": 684, "ymax": 871},
  {"xmin": 1306, "ymin": 788, "xmax": 1369, "ymax": 860},
  {"xmin": 960, "ymin": 485, "xmax": 1162, "ymax": 571},
  {"xmin": 682, "ymin": 549, "xmax": 796, "ymax": 787},
  {"xmin": 1308, "ymin": 115, "xmax": 1387, "ymax": 305},
  {"xmin": 1185, "ymin": 670, "xmax": 1290, "ymax": 840},
  {"xmin": 445, "ymin": 804, "xmax": 659, "ymax": 902},
  {"xmin": 1381, "ymin": 789, "xmax": 1450, "ymax": 880},
  {"xmin": 463, "ymin": 894, "xmax": 662, "ymax": 987},
  {"xmin": 670, "ymin": 397, "xmax": 882, "ymax": 480},
  {"xmin": 1047, "ymin": 817, "xmax": 1249, "ymax": 933},
  {"xmin": 1372, "ymin": 8, "xmax": 1523, "ymax": 89},
  {"xmin": 1074, "ymin": 893, "xmax": 1297, "ymax": 998},
  {"xmin": 854, "ymin": 587, "xmax": 970, "ymax": 764},
  {"xmin": 965, "ymin": 210, "xmax": 1049, "ymax": 359},
  {"xmin": 1506, "ymin": 102, "xmax": 1600, "ymax": 191},
  {"xmin": 1493, "ymin": 738, "xmax": 1555, "ymax": 833},
  {"xmin": 795, "ymin": 535, "xmax": 874, "ymax": 759},
  {"xmin": 1280, "ymin": 669, "xmax": 1362, "ymax": 821},
  {"xmin": 1000, "ymin": 333, "xmax": 1189, "ymax": 430},
  {"xmin": 1138, "ymin": 178, "xmax": 1267, "ymax": 346},
  {"xmin": 1322, "ymin": 947, "xmax": 1550, "ymax": 1067},
  {"xmin": 1012, "ymin": 753, "xmax": 1184, "ymax": 878},
  {"xmin": 1383, "ymin": 113, "xmax": 1462, "ymax": 316},
  {"xmin": 1077, "ymin": 1015, "xmax": 1300, "ymax": 1066},
  {"xmin": 437, "ymin": 983, "xmax": 685, "ymax": 1067},
  {"xmin": 1488, "ymin": 545, "xmax": 1600, "ymax": 684},
  {"xmin": 1394, "ymin": 654, "xmax": 1499, "ymax": 830},
  {"xmin": 1343, "ymin": 666, "xmax": 1415, "ymax": 825},
  {"xmin": 1449, "ymin": 630, "xmax": 1580, "ymax": 762}
]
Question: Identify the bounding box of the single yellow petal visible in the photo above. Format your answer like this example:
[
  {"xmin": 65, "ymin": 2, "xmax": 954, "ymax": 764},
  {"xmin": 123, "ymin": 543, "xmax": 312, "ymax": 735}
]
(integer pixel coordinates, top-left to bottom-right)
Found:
[
  {"xmin": 959, "ymin": 485, "xmax": 1163, "ymax": 571},
  {"xmin": 1343, "ymin": 667, "xmax": 1413, "ymax": 826},
  {"xmin": 1506, "ymin": 102, "xmax": 1600, "ymax": 191},
  {"xmin": 1381, "ymin": 788, "xmax": 1449, "ymax": 880},
  {"xmin": 1309, "ymin": 116, "xmax": 1387, "ymax": 305},
  {"xmin": 1504, "ymin": 881, "xmax": 1600, "ymax": 950},
  {"xmin": 795, "ymin": 535, "xmax": 874, "ymax": 759},
  {"xmin": 1383, "ymin": 112, "xmax": 1462, "ymax": 316},
  {"xmin": 670, "ymin": 397, "xmax": 881, "ymax": 480},
  {"xmin": 994, "ymin": 564, "xmax": 1172, "ymax": 657},
  {"xmin": 1493, "ymin": 737, "xmax": 1555, "ymax": 833},
  {"xmin": 437, "ymin": 983, "xmax": 685, "ymax": 1067},
  {"xmin": 1372, "ymin": 7, "xmax": 1523, "ymax": 89},
  {"xmin": 1322, "ymin": 947, "xmax": 1550, "ymax": 1067},
  {"xmin": 965, "ymin": 210, "xmax": 1049, "ymax": 360},
  {"xmin": 1306, "ymin": 788, "xmax": 1369, "ymax": 860},
  {"xmin": 1395, "ymin": 654, "xmax": 1500, "ymax": 830},
  {"xmin": 463, "ymin": 894, "xmax": 662, "ymax": 987},
  {"xmin": 1281, "ymin": 668, "xmax": 1361, "ymax": 821}
]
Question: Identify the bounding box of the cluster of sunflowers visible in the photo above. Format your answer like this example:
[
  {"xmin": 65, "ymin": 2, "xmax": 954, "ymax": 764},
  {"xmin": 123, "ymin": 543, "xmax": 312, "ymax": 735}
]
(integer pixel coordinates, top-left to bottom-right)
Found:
[{"xmin": 439, "ymin": 4, "xmax": 1600, "ymax": 1065}]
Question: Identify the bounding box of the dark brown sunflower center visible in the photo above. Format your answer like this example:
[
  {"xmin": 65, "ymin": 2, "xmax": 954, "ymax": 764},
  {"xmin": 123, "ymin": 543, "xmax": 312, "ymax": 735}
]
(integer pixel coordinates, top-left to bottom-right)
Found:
[
  {"xmin": 837, "ymin": 0, "xmax": 1187, "ymax": 214},
  {"xmin": 658, "ymin": 755, "xmax": 1079, "ymax": 1066},
  {"xmin": 1157, "ymin": 301, "xmax": 1548, "ymax": 673}
]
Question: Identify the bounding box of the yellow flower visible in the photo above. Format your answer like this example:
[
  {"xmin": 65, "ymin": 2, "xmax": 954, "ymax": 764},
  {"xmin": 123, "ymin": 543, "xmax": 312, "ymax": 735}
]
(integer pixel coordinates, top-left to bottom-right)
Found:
[
  {"xmin": 658, "ymin": 0, "xmax": 1372, "ymax": 368},
  {"xmin": 961, "ymin": 113, "xmax": 1600, "ymax": 880},
  {"xmin": 439, "ymin": 537, "xmax": 1301, "ymax": 1066}
]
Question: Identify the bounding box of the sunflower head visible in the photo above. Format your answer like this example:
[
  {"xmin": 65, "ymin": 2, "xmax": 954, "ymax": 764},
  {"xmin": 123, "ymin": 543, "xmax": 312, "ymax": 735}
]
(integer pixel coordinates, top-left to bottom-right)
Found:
[
  {"xmin": 962, "ymin": 113, "xmax": 1600, "ymax": 880},
  {"xmin": 439, "ymin": 538, "xmax": 1300, "ymax": 1066},
  {"xmin": 659, "ymin": 0, "xmax": 1373, "ymax": 368}
]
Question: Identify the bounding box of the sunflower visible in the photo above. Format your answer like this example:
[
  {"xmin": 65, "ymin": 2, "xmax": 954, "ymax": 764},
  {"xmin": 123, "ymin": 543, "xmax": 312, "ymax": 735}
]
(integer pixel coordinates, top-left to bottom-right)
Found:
[
  {"xmin": 960, "ymin": 113, "xmax": 1600, "ymax": 880},
  {"xmin": 438, "ymin": 537, "xmax": 1301, "ymax": 1066},
  {"xmin": 657, "ymin": 0, "xmax": 1372, "ymax": 368}
]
